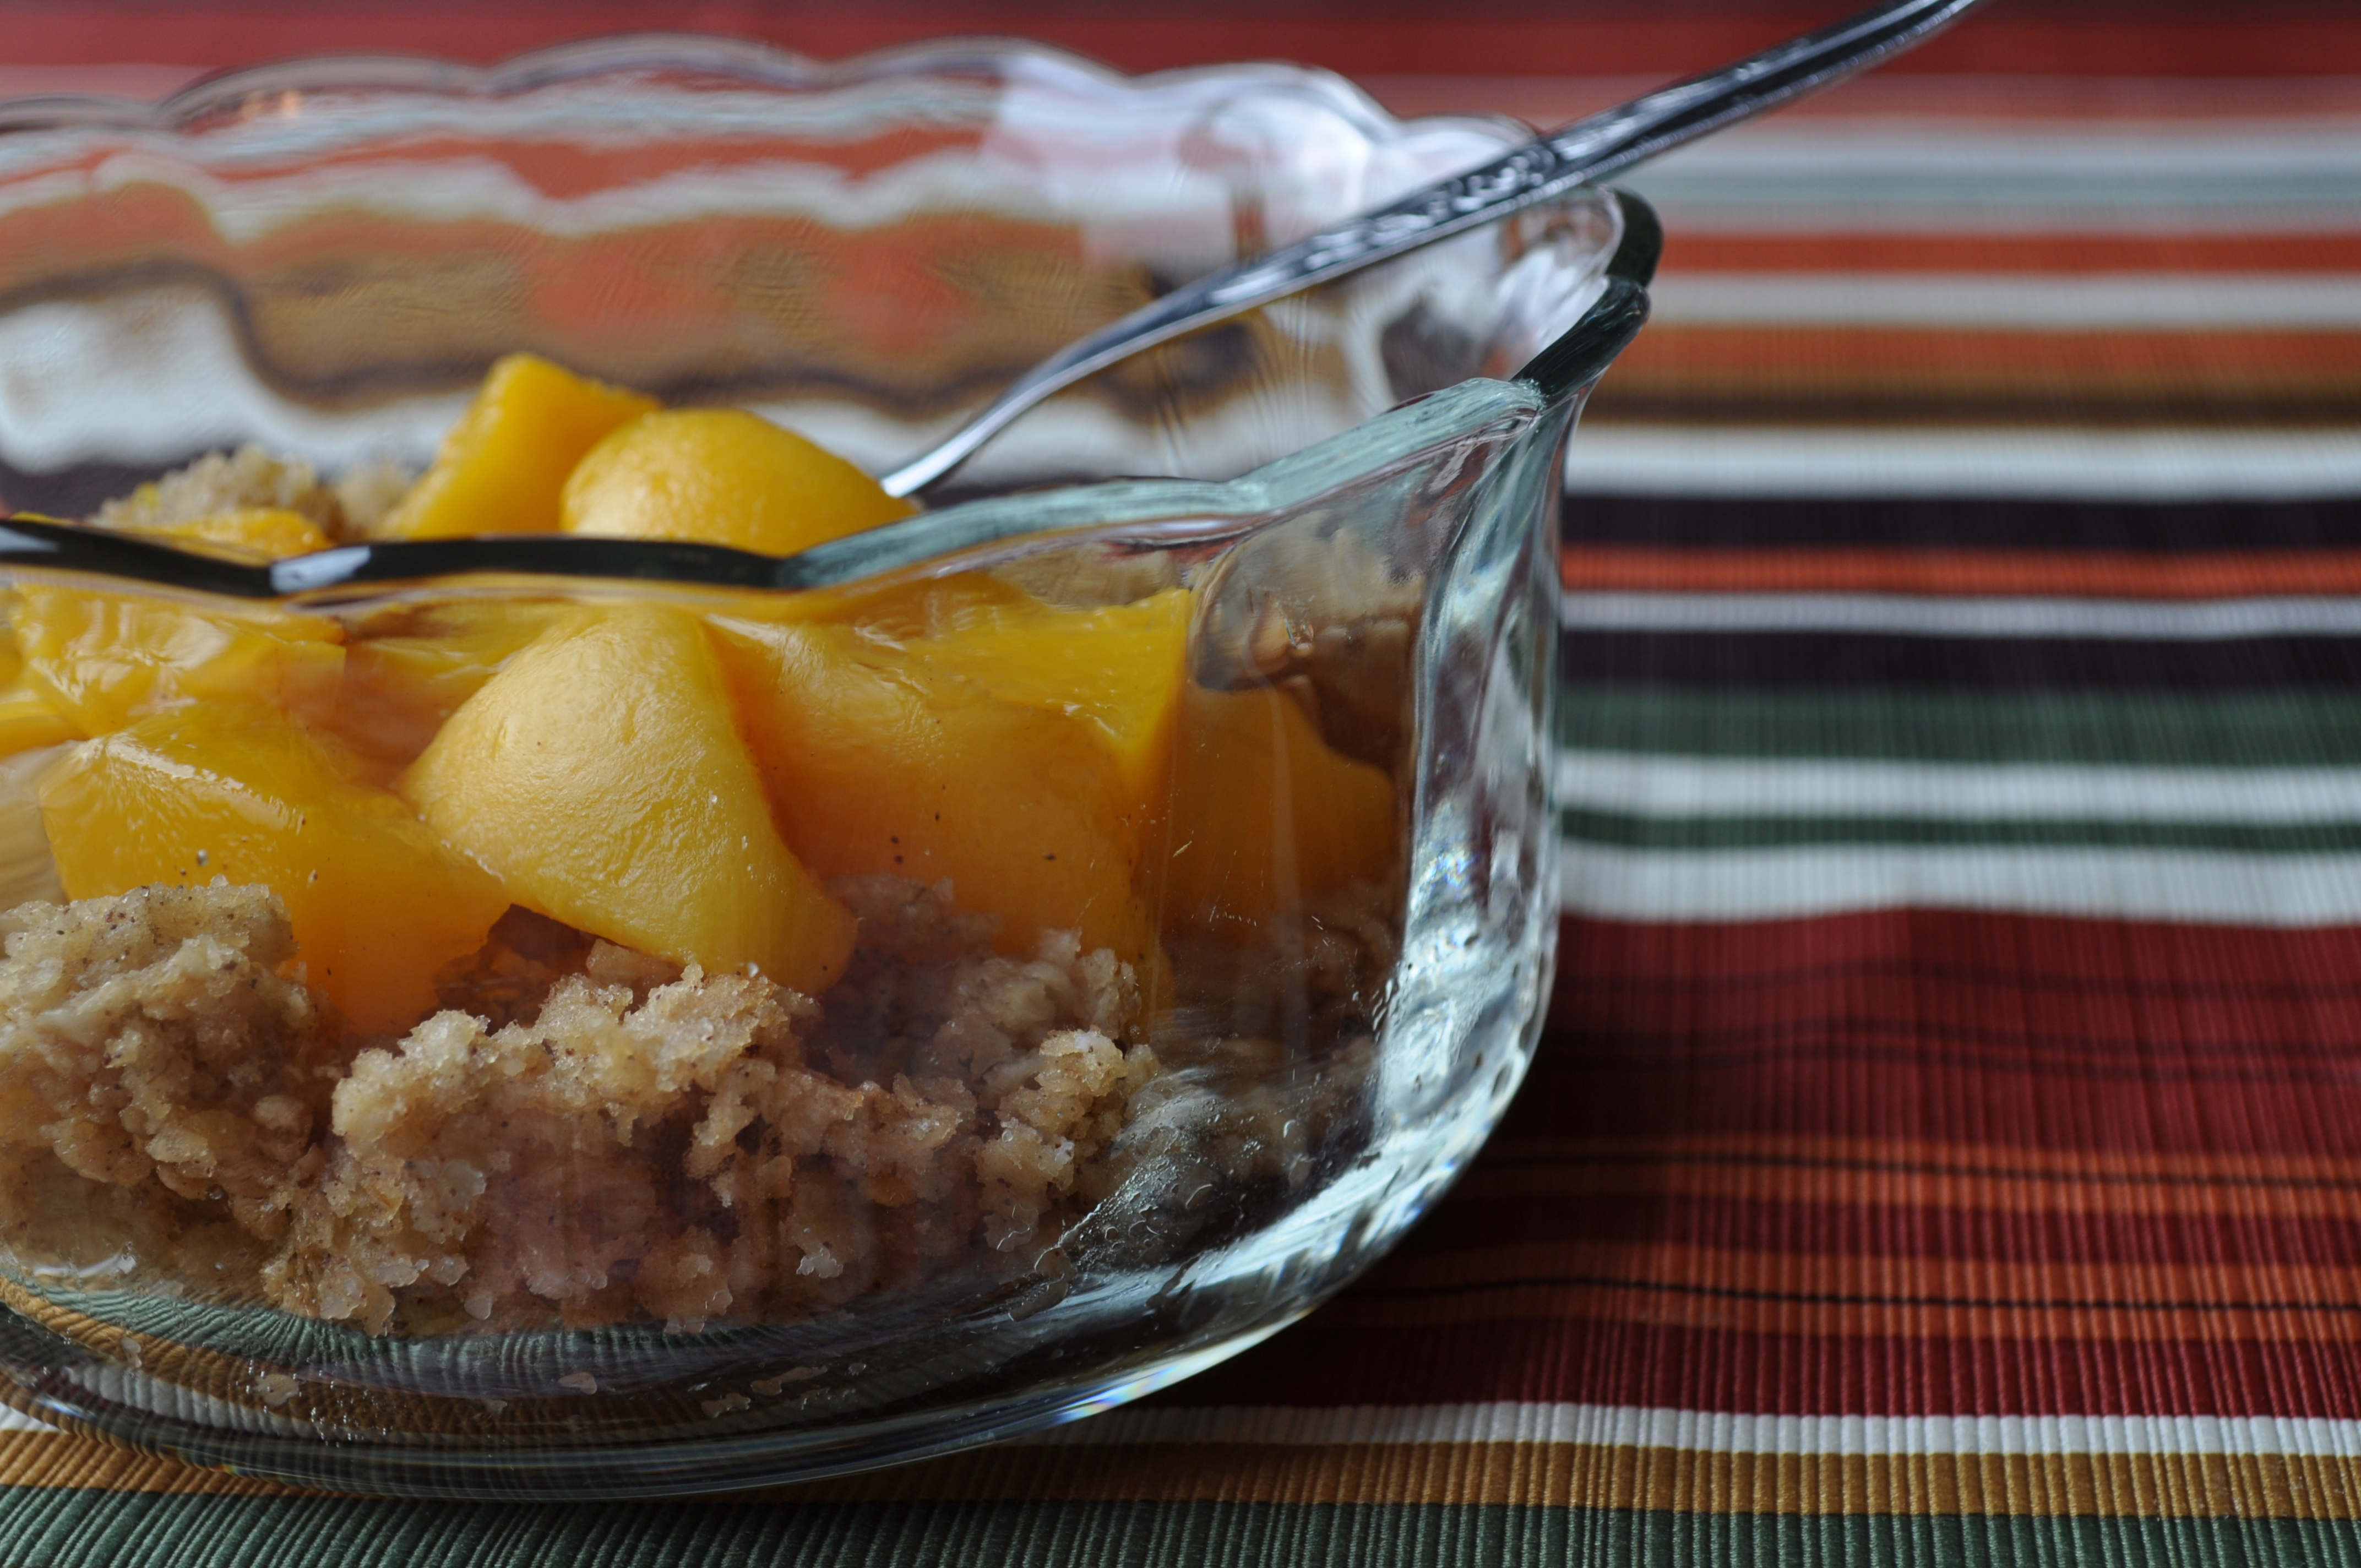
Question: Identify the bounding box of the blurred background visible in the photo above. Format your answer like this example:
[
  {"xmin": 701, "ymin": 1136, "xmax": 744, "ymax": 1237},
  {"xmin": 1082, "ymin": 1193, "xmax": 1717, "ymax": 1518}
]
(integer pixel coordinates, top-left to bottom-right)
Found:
[{"xmin": 7, "ymin": 0, "xmax": 2355, "ymax": 500}]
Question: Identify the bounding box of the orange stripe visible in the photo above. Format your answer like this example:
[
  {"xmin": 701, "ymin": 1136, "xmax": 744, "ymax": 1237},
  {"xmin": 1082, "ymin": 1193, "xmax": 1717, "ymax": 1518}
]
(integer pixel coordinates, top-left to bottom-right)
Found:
[
  {"xmin": 1558, "ymin": 546, "xmax": 2361, "ymax": 599},
  {"xmin": 0, "ymin": 1430, "xmax": 291, "ymax": 1497},
  {"xmin": 0, "ymin": 1426, "xmax": 2354, "ymax": 1517}
]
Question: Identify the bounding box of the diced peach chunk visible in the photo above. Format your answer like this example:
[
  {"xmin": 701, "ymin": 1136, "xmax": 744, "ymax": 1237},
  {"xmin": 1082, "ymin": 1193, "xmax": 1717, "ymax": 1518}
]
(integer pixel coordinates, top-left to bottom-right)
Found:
[
  {"xmin": 1153, "ymin": 683, "xmax": 1397, "ymax": 935},
  {"xmin": 374, "ymin": 353, "xmax": 658, "ymax": 540},
  {"xmin": 12, "ymin": 586, "xmax": 345, "ymax": 739},
  {"xmin": 400, "ymin": 605, "xmax": 855, "ymax": 996},
  {"xmin": 37, "ymin": 705, "xmax": 512, "ymax": 1033},
  {"xmin": 562, "ymin": 408, "xmax": 913, "ymax": 555},
  {"xmin": 131, "ymin": 507, "xmax": 331, "ymax": 560},
  {"xmin": 906, "ymin": 586, "xmax": 1193, "ymax": 835},
  {"xmin": 331, "ymin": 600, "xmax": 569, "ymax": 765},
  {"xmin": 0, "ymin": 680, "xmax": 73, "ymax": 759},
  {"xmin": 710, "ymin": 616, "xmax": 1159, "ymax": 971}
]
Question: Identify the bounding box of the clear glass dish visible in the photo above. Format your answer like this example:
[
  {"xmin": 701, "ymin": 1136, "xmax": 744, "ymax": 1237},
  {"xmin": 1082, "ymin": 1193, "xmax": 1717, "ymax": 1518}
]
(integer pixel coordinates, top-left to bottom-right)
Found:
[{"xmin": 0, "ymin": 36, "xmax": 1655, "ymax": 1496}]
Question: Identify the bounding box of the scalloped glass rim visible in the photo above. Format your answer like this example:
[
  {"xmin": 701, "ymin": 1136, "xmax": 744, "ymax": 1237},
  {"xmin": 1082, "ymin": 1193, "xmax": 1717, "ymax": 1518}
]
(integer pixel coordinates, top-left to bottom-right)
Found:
[
  {"xmin": 0, "ymin": 271, "xmax": 1655, "ymax": 606},
  {"xmin": 0, "ymin": 374, "xmax": 1539, "ymax": 605}
]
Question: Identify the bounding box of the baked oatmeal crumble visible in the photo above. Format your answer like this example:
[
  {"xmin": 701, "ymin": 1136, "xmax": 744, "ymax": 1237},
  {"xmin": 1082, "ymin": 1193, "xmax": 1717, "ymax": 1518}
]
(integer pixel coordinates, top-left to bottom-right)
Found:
[
  {"xmin": 0, "ymin": 876, "xmax": 1187, "ymax": 1335},
  {"xmin": 0, "ymin": 884, "xmax": 333, "ymax": 1289}
]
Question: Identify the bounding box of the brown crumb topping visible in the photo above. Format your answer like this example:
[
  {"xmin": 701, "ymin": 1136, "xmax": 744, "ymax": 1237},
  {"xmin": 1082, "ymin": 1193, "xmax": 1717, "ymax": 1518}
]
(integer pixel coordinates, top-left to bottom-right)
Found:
[
  {"xmin": 87, "ymin": 446, "xmax": 414, "ymax": 542},
  {"xmin": 0, "ymin": 876, "xmax": 1185, "ymax": 1335},
  {"xmin": 0, "ymin": 885, "xmax": 333, "ymax": 1289}
]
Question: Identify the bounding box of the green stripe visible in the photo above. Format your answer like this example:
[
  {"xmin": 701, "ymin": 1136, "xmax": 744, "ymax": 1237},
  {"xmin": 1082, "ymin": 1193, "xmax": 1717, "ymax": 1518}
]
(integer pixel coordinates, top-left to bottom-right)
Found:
[
  {"xmin": 1560, "ymin": 687, "xmax": 2361, "ymax": 767},
  {"xmin": 3, "ymin": 1491, "xmax": 2357, "ymax": 1568},
  {"xmin": 1560, "ymin": 810, "xmax": 2361, "ymax": 853}
]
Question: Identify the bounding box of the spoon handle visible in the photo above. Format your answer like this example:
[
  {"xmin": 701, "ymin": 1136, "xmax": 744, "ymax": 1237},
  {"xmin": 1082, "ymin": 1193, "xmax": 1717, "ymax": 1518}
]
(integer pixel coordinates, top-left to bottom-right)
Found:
[{"xmin": 879, "ymin": 0, "xmax": 1984, "ymax": 497}]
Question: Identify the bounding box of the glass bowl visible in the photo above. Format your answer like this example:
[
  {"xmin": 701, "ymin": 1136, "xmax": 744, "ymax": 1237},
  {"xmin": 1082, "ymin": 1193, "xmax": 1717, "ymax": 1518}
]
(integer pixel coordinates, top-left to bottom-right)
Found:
[{"xmin": 0, "ymin": 36, "xmax": 1655, "ymax": 1497}]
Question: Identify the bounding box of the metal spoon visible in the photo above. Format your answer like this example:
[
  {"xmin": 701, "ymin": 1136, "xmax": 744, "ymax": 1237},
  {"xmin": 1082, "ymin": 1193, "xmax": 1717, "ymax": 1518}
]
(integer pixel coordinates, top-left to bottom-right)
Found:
[{"xmin": 879, "ymin": 0, "xmax": 1985, "ymax": 497}]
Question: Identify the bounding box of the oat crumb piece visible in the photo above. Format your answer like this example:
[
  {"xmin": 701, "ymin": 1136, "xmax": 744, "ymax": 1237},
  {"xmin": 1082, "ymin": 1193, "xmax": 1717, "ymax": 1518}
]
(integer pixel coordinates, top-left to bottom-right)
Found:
[
  {"xmin": 90, "ymin": 447, "xmax": 339, "ymax": 535},
  {"xmin": 0, "ymin": 884, "xmax": 332, "ymax": 1293},
  {"xmin": 86, "ymin": 445, "xmax": 417, "ymax": 543},
  {"xmin": 330, "ymin": 456, "xmax": 418, "ymax": 537},
  {"xmin": 260, "ymin": 876, "xmax": 1160, "ymax": 1333}
]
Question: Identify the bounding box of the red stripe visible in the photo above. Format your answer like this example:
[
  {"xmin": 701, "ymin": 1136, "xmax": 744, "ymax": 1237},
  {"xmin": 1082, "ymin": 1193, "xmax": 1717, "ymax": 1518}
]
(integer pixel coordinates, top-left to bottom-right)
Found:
[
  {"xmin": 2, "ymin": 4, "xmax": 2359, "ymax": 79},
  {"xmin": 1169, "ymin": 1318, "xmax": 2361, "ymax": 1418},
  {"xmin": 1370, "ymin": 72, "xmax": 2361, "ymax": 128},
  {"xmin": 1413, "ymin": 1193, "xmax": 2361, "ymax": 1271},
  {"xmin": 1536, "ymin": 1022, "xmax": 2361, "ymax": 1157},
  {"xmin": 1558, "ymin": 910, "xmax": 2361, "ymax": 1011}
]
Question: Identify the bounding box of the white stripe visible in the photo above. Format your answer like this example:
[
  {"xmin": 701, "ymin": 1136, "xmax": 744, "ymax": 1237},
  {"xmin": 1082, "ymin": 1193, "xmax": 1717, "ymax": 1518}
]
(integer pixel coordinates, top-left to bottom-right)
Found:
[
  {"xmin": 1558, "ymin": 843, "xmax": 2361, "ymax": 924},
  {"xmin": 1560, "ymin": 591, "xmax": 2361, "ymax": 640},
  {"xmin": 1655, "ymin": 121, "xmax": 2361, "ymax": 182},
  {"xmin": 1564, "ymin": 427, "xmax": 2361, "ymax": 501},
  {"xmin": 1025, "ymin": 1401, "xmax": 2361, "ymax": 1459},
  {"xmin": 1647, "ymin": 274, "xmax": 2361, "ymax": 330},
  {"xmin": 1631, "ymin": 121, "xmax": 2361, "ymax": 222},
  {"xmin": 1651, "ymin": 202, "xmax": 2361, "ymax": 236},
  {"xmin": 1557, "ymin": 753, "xmax": 2361, "ymax": 825}
]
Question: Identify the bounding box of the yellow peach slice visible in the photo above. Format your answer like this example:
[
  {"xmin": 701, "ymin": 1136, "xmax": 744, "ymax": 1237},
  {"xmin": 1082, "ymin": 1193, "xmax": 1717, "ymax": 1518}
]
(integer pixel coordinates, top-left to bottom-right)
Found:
[
  {"xmin": 401, "ymin": 605, "xmax": 854, "ymax": 995},
  {"xmin": 0, "ymin": 680, "xmax": 73, "ymax": 759},
  {"xmin": 132, "ymin": 507, "xmax": 331, "ymax": 560},
  {"xmin": 710, "ymin": 616, "xmax": 1158, "ymax": 971},
  {"xmin": 12, "ymin": 586, "xmax": 345, "ymax": 738},
  {"xmin": 331, "ymin": 599, "xmax": 571, "ymax": 765},
  {"xmin": 906, "ymin": 586, "xmax": 1193, "ymax": 837},
  {"xmin": 39, "ymin": 704, "xmax": 512, "ymax": 1033},
  {"xmin": 561, "ymin": 407, "xmax": 913, "ymax": 556},
  {"xmin": 374, "ymin": 353, "xmax": 658, "ymax": 540},
  {"xmin": 1154, "ymin": 682, "xmax": 1397, "ymax": 935}
]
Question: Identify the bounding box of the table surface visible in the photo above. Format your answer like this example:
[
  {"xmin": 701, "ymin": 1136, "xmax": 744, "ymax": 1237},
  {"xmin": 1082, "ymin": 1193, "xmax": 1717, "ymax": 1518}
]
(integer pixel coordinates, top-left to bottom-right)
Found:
[{"xmin": 4, "ymin": 4, "xmax": 2361, "ymax": 1564}]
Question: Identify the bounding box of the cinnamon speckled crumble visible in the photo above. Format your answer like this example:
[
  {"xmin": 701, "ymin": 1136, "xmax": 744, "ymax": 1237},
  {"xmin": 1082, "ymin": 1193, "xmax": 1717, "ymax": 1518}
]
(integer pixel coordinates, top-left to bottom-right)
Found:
[{"xmin": 0, "ymin": 876, "xmax": 1166, "ymax": 1334}]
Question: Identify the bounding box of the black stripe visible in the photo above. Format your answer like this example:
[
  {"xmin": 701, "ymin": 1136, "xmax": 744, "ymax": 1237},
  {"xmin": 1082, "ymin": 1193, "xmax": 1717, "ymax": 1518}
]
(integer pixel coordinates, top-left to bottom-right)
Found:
[
  {"xmin": 1562, "ymin": 630, "xmax": 2361, "ymax": 689},
  {"xmin": 1558, "ymin": 811, "xmax": 2361, "ymax": 852},
  {"xmin": 1562, "ymin": 493, "xmax": 2361, "ymax": 552},
  {"xmin": 0, "ymin": 457, "xmax": 157, "ymax": 522}
]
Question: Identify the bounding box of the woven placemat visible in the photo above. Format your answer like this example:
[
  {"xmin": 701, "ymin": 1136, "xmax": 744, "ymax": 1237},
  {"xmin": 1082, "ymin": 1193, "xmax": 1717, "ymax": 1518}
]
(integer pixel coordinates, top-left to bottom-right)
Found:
[{"xmin": 4, "ymin": 9, "xmax": 2361, "ymax": 1564}]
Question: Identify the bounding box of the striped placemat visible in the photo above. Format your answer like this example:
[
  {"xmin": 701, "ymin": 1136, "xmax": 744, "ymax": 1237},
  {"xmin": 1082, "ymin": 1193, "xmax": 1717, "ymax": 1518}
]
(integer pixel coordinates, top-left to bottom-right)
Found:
[{"xmin": 4, "ymin": 8, "xmax": 2361, "ymax": 1564}]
